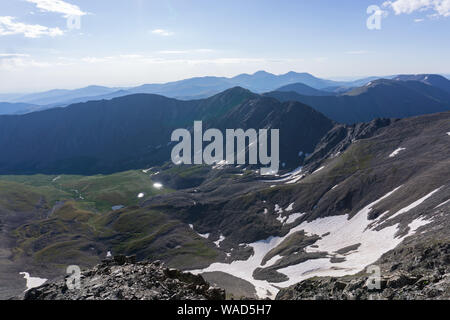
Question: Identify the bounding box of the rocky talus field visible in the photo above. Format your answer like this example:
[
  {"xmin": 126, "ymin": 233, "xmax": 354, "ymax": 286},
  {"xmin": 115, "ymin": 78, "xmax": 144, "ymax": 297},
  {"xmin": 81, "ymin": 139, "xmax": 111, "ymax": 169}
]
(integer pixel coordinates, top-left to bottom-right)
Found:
[{"xmin": 18, "ymin": 255, "xmax": 225, "ymax": 300}]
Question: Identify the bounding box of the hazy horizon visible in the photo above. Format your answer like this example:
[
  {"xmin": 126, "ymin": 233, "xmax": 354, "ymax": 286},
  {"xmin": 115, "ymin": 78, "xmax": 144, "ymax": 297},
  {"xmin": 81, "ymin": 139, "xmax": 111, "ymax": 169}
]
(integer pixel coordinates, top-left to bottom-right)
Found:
[
  {"xmin": 1, "ymin": 0, "xmax": 449, "ymax": 92},
  {"xmin": 1, "ymin": 70, "xmax": 450, "ymax": 95}
]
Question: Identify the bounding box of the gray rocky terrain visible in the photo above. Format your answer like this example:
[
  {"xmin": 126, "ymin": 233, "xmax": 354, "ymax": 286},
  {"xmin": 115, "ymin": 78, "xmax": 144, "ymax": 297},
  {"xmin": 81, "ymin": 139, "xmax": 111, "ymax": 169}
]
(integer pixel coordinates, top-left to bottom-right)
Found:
[{"xmin": 18, "ymin": 255, "xmax": 225, "ymax": 300}]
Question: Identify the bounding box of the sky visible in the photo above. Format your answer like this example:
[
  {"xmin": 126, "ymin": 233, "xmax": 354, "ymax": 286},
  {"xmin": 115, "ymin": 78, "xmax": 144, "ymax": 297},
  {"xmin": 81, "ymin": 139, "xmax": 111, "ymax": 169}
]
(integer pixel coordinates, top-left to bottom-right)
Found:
[{"xmin": 0, "ymin": 0, "xmax": 449, "ymax": 93}]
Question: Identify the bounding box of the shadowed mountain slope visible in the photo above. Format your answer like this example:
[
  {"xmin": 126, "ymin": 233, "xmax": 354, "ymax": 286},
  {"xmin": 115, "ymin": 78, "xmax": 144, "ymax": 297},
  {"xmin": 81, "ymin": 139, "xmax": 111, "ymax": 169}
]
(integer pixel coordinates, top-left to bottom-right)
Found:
[
  {"xmin": 265, "ymin": 79, "xmax": 450, "ymax": 124},
  {"xmin": 0, "ymin": 87, "xmax": 334, "ymax": 175}
]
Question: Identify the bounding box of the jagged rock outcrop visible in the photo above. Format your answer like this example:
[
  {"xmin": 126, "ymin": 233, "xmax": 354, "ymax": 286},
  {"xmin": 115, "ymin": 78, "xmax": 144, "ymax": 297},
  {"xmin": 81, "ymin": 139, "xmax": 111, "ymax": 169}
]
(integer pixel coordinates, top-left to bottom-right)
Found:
[
  {"xmin": 304, "ymin": 118, "xmax": 393, "ymax": 169},
  {"xmin": 21, "ymin": 256, "xmax": 225, "ymax": 300}
]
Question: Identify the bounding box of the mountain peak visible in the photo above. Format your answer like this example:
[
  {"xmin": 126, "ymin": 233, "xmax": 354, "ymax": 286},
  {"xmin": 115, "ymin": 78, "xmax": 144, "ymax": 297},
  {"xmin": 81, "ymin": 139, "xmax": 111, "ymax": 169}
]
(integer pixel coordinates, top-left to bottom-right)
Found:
[{"xmin": 253, "ymin": 70, "xmax": 272, "ymax": 76}]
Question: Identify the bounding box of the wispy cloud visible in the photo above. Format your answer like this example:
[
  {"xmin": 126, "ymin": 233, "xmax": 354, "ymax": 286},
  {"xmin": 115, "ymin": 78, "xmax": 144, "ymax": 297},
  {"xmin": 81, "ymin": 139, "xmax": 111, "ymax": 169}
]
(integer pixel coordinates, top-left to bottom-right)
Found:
[
  {"xmin": 0, "ymin": 16, "xmax": 64, "ymax": 38},
  {"xmin": 346, "ymin": 50, "xmax": 369, "ymax": 55},
  {"xmin": 383, "ymin": 0, "xmax": 450, "ymax": 17},
  {"xmin": 4, "ymin": 54, "xmax": 303, "ymax": 69},
  {"xmin": 414, "ymin": 18, "xmax": 425, "ymax": 22},
  {"xmin": 0, "ymin": 53, "xmax": 31, "ymax": 58},
  {"xmin": 0, "ymin": 56, "xmax": 52, "ymax": 70},
  {"xmin": 158, "ymin": 49, "xmax": 215, "ymax": 54},
  {"xmin": 26, "ymin": 0, "xmax": 86, "ymax": 17},
  {"xmin": 151, "ymin": 29, "xmax": 174, "ymax": 36}
]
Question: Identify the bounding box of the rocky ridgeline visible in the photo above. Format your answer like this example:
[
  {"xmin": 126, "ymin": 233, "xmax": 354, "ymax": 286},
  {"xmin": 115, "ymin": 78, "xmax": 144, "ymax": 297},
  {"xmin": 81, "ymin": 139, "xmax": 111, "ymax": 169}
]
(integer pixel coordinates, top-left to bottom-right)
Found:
[
  {"xmin": 22, "ymin": 255, "xmax": 225, "ymax": 300},
  {"xmin": 276, "ymin": 271, "xmax": 449, "ymax": 300},
  {"xmin": 277, "ymin": 243, "xmax": 450, "ymax": 300}
]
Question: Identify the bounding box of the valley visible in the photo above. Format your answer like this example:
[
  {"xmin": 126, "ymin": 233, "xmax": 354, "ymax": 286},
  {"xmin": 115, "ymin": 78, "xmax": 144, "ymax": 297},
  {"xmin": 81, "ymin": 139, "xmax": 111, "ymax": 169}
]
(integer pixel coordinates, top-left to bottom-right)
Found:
[{"xmin": 1, "ymin": 104, "xmax": 448, "ymax": 299}]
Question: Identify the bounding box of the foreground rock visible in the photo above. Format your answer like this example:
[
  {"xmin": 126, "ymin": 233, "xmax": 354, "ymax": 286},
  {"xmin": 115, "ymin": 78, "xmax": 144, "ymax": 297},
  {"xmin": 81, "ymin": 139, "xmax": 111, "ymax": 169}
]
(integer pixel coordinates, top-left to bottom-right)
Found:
[{"xmin": 21, "ymin": 256, "xmax": 225, "ymax": 300}]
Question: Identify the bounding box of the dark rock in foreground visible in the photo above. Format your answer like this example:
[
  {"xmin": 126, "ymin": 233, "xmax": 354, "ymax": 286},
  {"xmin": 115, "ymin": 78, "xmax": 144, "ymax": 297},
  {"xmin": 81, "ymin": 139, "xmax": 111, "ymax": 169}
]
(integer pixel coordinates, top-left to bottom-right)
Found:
[{"xmin": 21, "ymin": 255, "xmax": 225, "ymax": 300}]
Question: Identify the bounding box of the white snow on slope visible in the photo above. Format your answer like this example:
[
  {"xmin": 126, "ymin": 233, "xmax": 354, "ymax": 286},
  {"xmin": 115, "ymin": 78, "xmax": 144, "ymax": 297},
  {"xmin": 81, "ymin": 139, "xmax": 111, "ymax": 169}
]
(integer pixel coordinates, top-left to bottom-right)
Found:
[
  {"xmin": 274, "ymin": 204, "xmax": 283, "ymax": 214},
  {"xmin": 286, "ymin": 174, "xmax": 305, "ymax": 184},
  {"xmin": 387, "ymin": 187, "xmax": 442, "ymax": 220},
  {"xmin": 199, "ymin": 233, "xmax": 210, "ymax": 239},
  {"xmin": 189, "ymin": 224, "xmax": 210, "ymax": 239},
  {"xmin": 191, "ymin": 185, "xmax": 437, "ymax": 299},
  {"xmin": 285, "ymin": 203, "xmax": 295, "ymax": 212},
  {"xmin": 214, "ymin": 234, "xmax": 226, "ymax": 247},
  {"xmin": 389, "ymin": 148, "xmax": 406, "ymax": 158},
  {"xmin": 313, "ymin": 166, "xmax": 325, "ymax": 174},
  {"xmin": 264, "ymin": 167, "xmax": 304, "ymax": 184},
  {"xmin": 276, "ymin": 214, "xmax": 287, "ymax": 224},
  {"xmin": 264, "ymin": 254, "xmax": 283, "ymax": 268},
  {"xmin": 20, "ymin": 272, "xmax": 47, "ymax": 291},
  {"xmin": 286, "ymin": 212, "xmax": 305, "ymax": 224},
  {"xmin": 153, "ymin": 182, "xmax": 163, "ymax": 189},
  {"xmin": 435, "ymin": 199, "xmax": 450, "ymax": 208}
]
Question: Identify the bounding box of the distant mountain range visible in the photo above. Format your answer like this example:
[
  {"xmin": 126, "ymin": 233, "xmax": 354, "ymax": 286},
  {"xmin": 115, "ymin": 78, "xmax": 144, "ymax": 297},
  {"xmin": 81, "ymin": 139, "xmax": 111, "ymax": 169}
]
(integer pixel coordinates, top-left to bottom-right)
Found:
[
  {"xmin": 0, "ymin": 71, "xmax": 382, "ymax": 109},
  {"xmin": 266, "ymin": 77, "xmax": 450, "ymax": 124},
  {"xmin": 1, "ymin": 71, "xmax": 449, "ymax": 116},
  {"xmin": 391, "ymin": 74, "xmax": 450, "ymax": 94},
  {"xmin": 275, "ymin": 82, "xmax": 334, "ymax": 96},
  {"xmin": 0, "ymin": 102, "xmax": 42, "ymax": 115}
]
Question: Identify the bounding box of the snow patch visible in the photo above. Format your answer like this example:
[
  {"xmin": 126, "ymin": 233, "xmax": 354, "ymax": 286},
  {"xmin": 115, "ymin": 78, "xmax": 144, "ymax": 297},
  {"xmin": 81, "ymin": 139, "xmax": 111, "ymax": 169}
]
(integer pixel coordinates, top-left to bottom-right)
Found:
[
  {"xmin": 286, "ymin": 212, "xmax": 305, "ymax": 224},
  {"xmin": 199, "ymin": 233, "xmax": 210, "ymax": 239},
  {"xmin": 214, "ymin": 235, "xmax": 226, "ymax": 247},
  {"xmin": 153, "ymin": 182, "xmax": 163, "ymax": 189},
  {"xmin": 264, "ymin": 255, "xmax": 283, "ymax": 268},
  {"xmin": 189, "ymin": 224, "xmax": 210, "ymax": 239},
  {"xmin": 435, "ymin": 199, "xmax": 450, "ymax": 208},
  {"xmin": 285, "ymin": 203, "xmax": 295, "ymax": 212},
  {"xmin": 388, "ymin": 187, "xmax": 442, "ymax": 220},
  {"xmin": 264, "ymin": 167, "xmax": 303, "ymax": 184},
  {"xmin": 312, "ymin": 166, "xmax": 325, "ymax": 174},
  {"xmin": 276, "ymin": 214, "xmax": 287, "ymax": 224},
  {"xmin": 191, "ymin": 185, "xmax": 435, "ymax": 299},
  {"xmin": 389, "ymin": 148, "xmax": 406, "ymax": 158},
  {"xmin": 20, "ymin": 272, "xmax": 47, "ymax": 291}
]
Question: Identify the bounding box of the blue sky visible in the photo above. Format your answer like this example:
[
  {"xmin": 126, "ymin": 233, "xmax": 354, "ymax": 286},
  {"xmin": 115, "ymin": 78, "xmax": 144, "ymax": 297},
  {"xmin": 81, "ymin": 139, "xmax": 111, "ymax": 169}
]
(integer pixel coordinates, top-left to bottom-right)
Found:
[{"xmin": 0, "ymin": 0, "xmax": 449, "ymax": 92}]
